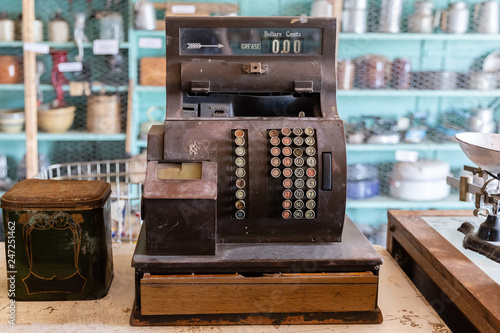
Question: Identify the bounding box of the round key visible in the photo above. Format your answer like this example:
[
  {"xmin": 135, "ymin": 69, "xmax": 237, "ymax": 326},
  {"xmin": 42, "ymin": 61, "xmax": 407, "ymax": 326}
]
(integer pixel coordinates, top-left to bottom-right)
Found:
[
  {"xmin": 270, "ymin": 157, "xmax": 281, "ymax": 167},
  {"xmin": 283, "ymin": 178, "xmax": 293, "ymax": 188},
  {"xmin": 294, "ymin": 168, "xmax": 305, "ymax": 178},
  {"xmin": 304, "ymin": 127, "xmax": 315, "ymax": 136},
  {"xmin": 281, "ymin": 127, "xmax": 291, "ymax": 136},
  {"xmin": 235, "ymin": 189, "xmax": 246, "ymax": 200},
  {"xmin": 270, "ymin": 147, "xmax": 280, "ymax": 157},
  {"xmin": 305, "ymin": 146, "xmax": 316, "ymax": 156},
  {"xmin": 294, "ymin": 189, "xmax": 305, "ymax": 199},
  {"xmin": 294, "ymin": 200, "xmax": 304, "ymax": 210},
  {"xmin": 235, "ymin": 179, "xmax": 246, "ymax": 188},
  {"xmin": 294, "ymin": 157, "xmax": 304, "ymax": 167},
  {"xmin": 270, "ymin": 168, "xmax": 281, "ymax": 178},
  {"xmin": 305, "ymin": 136, "xmax": 315, "ymax": 146},
  {"xmin": 235, "ymin": 147, "xmax": 246, "ymax": 156},
  {"xmin": 269, "ymin": 129, "xmax": 279, "ymax": 138},
  {"xmin": 235, "ymin": 200, "xmax": 245, "ymax": 210},
  {"xmin": 305, "ymin": 210, "xmax": 315, "ymax": 219},
  {"xmin": 282, "ymin": 147, "xmax": 293, "ymax": 156},
  {"xmin": 306, "ymin": 200, "xmax": 316, "ymax": 210},
  {"xmin": 235, "ymin": 137, "xmax": 245, "ymax": 146},
  {"xmin": 282, "ymin": 200, "xmax": 292, "ymax": 210},
  {"xmin": 293, "ymin": 136, "xmax": 304, "ymax": 146},
  {"xmin": 282, "ymin": 210, "xmax": 292, "ymax": 219},
  {"xmin": 293, "ymin": 210, "xmax": 304, "ymax": 219},
  {"xmin": 306, "ymin": 168, "xmax": 316, "ymax": 177},
  {"xmin": 293, "ymin": 137, "xmax": 304, "ymax": 146},
  {"xmin": 234, "ymin": 129, "xmax": 245, "ymax": 138},
  {"xmin": 306, "ymin": 178, "xmax": 317, "ymax": 188},
  {"xmin": 235, "ymin": 157, "xmax": 245, "ymax": 167},
  {"xmin": 282, "ymin": 157, "xmax": 293, "ymax": 167},
  {"xmin": 293, "ymin": 148, "xmax": 303, "ymax": 157},
  {"xmin": 235, "ymin": 210, "xmax": 245, "ymax": 219},
  {"xmin": 282, "ymin": 137, "xmax": 292, "ymax": 146},
  {"xmin": 306, "ymin": 189, "xmax": 317, "ymax": 199},
  {"xmin": 270, "ymin": 137, "xmax": 280, "ymax": 146},
  {"xmin": 283, "ymin": 168, "xmax": 293, "ymax": 178},
  {"xmin": 293, "ymin": 127, "xmax": 303, "ymax": 136},
  {"xmin": 306, "ymin": 157, "xmax": 317, "ymax": 167},
  {"xmin": 235, "ymin": 168, "xmax": 246, "ymax": 178},
  {"xmin": 282, "ymin": 189, "xmax": 293, "ymax": 200},
  {"xmin": 295, "ymin": 178, "xmax": 305, "ymax": 188}
]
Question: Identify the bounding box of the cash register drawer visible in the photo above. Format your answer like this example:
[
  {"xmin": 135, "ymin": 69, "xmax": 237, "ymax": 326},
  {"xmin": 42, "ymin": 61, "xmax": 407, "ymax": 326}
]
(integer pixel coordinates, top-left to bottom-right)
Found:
[{"xmin": 140, "ymin": 272, "xmax": 379, "ymax": 315}]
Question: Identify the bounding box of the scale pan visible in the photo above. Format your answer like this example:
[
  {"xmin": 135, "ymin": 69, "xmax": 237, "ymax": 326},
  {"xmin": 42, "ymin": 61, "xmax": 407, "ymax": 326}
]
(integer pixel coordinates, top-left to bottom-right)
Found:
[{"xmin": 455, "ymin": 132, "xmax": 500, "ymax": 174}]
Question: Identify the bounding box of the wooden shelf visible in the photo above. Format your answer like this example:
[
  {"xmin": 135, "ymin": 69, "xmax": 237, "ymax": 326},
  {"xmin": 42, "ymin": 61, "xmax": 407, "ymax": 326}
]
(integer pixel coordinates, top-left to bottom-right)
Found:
[
  {"xmin": 347, "ymin": 194, "xmax": 472, "ymax": 210},
  {"xmin": 0, "ymin": 132, "xmax": 126, "ymax": 141},
  {"xmin": 340, "ymin": 32, "xmax": 500, "ymax": 42}
]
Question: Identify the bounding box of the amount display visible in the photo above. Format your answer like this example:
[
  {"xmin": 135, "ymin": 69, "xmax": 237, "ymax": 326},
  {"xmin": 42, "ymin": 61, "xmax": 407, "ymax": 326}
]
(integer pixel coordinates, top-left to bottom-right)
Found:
[
  {"xmin": 180, "ymin": 27, "xmax": 322, "ymax": 56},
  {"xmin": 268, "ymin": 38, "xmax": 304, "ymax": 54}
]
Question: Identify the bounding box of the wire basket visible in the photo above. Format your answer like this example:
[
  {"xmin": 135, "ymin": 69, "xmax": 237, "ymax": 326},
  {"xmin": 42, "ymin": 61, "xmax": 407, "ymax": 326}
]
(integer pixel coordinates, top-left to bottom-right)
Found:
[{"xmin": 37, "ymin": 157, "xmax": 146, "ymax": 242}]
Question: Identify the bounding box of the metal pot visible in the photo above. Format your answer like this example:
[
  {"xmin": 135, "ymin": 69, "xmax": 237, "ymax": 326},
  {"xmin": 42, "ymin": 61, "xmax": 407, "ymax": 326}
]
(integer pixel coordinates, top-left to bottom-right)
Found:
[
  {"xmin": 342, "ymin": 0, "xmax": 368, "ymax": 33},
  {"xmin": 441, "ymin": 1, "xmax": 470, "ymax": 34},
  {"xmin": 473, "ymin": 1, "xmax": 500, "ymax": 34},
  {"xmin": 408, "ymin": 1, "xmax": 440, "ymax": 33},
  {"xmin": 0, "ymin": 12, "xmax": 14, "ymax": 42},
  {"xmin": 97, "ymin": 11, "xmax": 124, "ymax": 42},
  {"xmin": 48, "ymin": 10, "xmax": 70, "ymax": 42},
  {"xmin": 469, "ymin": 107, "xmax": 495, "ymax": 133},
  {"xmin": 379, "ymin": 0, "xmax": 404, "ymax": 33},
  {"xmin": 467, "ymin": 71, "xmax": 498, "ymax": 90},
  {"xmin": 135, "ymin": 0, "xmax": 156, "ymax": 30}
]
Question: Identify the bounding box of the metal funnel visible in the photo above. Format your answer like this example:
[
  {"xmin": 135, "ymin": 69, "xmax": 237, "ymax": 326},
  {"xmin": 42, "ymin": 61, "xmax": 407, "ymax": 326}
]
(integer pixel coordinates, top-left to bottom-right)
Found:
[{"xmin": 455, "ymin": 132, "xmax": 500, "ymax": 174}]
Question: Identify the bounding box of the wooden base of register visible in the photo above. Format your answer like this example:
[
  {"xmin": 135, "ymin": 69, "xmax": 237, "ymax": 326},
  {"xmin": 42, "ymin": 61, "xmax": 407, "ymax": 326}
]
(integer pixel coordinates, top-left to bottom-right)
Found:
[{"xmin": 130, "ymin": 218, "xmax": 383, "ymax": 326}]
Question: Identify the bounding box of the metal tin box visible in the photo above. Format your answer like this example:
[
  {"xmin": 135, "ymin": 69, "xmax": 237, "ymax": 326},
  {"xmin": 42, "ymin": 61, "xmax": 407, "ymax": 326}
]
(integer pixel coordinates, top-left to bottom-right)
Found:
[{"xmin": 1, "ymin": 179, "xmax": 113, "ymax": 301}]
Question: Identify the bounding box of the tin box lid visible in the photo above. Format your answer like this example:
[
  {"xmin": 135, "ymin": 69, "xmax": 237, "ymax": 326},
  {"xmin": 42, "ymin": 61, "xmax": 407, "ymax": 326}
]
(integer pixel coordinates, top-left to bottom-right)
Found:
[{"xmin": 0, "ymin": 179, "xmax": 111, "ymax": 210}]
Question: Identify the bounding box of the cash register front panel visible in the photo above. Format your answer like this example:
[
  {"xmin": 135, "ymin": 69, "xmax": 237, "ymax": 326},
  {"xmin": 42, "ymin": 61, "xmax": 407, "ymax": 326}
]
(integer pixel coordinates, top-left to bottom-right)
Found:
[{"xmin": 146, "ymin": 17, "xmax": 345, "ymax": 246}]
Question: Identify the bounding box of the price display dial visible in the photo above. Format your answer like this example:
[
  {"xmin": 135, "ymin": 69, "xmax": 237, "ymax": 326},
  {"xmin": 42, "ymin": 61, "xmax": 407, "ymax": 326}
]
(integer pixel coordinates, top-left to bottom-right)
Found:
[{"xmin": 179, "ymin": 27, "xmax": 323, "ymax": 56}]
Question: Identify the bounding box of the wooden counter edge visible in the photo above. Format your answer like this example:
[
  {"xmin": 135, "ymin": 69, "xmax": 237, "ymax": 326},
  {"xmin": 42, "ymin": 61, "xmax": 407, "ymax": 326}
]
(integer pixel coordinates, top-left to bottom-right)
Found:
[{"xmin": 387, "ymin": 210, "xmax": 500, "ymax": 333}]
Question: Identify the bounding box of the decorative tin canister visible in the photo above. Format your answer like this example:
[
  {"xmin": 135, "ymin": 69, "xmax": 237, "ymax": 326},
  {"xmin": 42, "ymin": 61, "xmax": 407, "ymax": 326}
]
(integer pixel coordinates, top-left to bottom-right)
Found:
[{"xmin": 1, "ymin": 179, "xmax": 113, "ymax": 301}]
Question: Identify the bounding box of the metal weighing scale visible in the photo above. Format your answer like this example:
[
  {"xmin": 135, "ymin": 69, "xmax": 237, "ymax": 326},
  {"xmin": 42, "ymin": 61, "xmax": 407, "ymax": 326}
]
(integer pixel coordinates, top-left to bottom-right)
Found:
[{"xmin": 131, "ymin": 16, "xmax": 383, "ymax": 326}]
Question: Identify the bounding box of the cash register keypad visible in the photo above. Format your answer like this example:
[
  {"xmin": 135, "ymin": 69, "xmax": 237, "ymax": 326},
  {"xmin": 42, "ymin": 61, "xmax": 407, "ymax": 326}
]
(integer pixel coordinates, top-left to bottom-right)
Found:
[
  {"xmin": 232, "ymin": 129, "xmax": 249, "ymax": 219},
  {"xmin": 267, "ymin": 128, "xmax": 318, "ymax": 219}
]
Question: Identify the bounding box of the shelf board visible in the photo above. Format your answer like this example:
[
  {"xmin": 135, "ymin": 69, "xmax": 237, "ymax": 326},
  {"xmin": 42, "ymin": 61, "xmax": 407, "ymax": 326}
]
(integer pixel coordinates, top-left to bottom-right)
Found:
[
  {"xmin": 347, "ymin": 194, "xmax": 473, "ymax": 210},
  {"xmin": 339, "ymin": 32, "xmax": 500, "ymax": 42},
  {"xmin": 338, "ymin": 89, "xmax": 500, "ymax": 97},
  {"xmin": 0, "ymin": 132, "xmax": 126, "ymax": 141},
  {"xmin": 136, "ymin": 139, "xmax": 147, "ymax": 148},
  {"xmin": 347, "ymin": 142, "xmax": 461, "ymax": 152},
  {"xmin": 0, "ymin": 84, "xmax": 128, "ymax": 92},
  {"xmin": 0, "ymin": 41, "xmax": 130, "ymax": 49},
  {"xmin": 136, "ymin": 85, "xmax": 165, "ymax": 92},
  {"xmin": 133, "ymin": 87, "xmax": 500, "ymax": 97},
  {"xmin": 133, "ymin": 30, "xmax": 165, "ymax": 38}
]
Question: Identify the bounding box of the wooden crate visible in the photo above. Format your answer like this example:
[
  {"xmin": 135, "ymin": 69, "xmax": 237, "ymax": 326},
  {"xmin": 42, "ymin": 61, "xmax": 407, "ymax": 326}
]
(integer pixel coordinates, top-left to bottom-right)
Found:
[{"xmin": 140, "ymin": 57, "xmax": 166, "ymax": 86}]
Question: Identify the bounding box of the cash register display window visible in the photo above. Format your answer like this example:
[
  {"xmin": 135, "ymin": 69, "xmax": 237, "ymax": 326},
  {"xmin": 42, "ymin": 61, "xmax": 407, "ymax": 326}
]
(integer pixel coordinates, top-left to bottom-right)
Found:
[{"xmin": 179, "ymin": 28, "xmax": 323, "ymax": 56}]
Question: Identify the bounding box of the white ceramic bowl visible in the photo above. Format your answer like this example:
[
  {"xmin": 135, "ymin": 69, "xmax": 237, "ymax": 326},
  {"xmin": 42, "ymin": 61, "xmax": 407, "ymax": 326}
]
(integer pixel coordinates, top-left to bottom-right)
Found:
[{"xmin": 0, "ymin": 109, "xmax": 25, "ymax": 133}]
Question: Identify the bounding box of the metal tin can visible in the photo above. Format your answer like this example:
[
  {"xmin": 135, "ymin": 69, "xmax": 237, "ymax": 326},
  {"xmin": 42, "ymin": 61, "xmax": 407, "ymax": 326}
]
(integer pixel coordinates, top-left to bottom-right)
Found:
[{"xmin": 1, "ymin": 179, "xmax": 113, "ymax": 301}]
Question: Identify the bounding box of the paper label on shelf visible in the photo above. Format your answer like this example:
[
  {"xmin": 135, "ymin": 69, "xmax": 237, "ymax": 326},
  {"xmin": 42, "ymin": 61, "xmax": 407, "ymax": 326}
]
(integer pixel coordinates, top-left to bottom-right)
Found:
[
  {"xmin": 23, "ymin": 42, "xmax": 50, "ymax": 54},
  {"xmin": 138, "ymin": 37, "xmax": 163, "ymax": 49},
  {"xmin": 93, "ymin": 39, "xmax": 119, "ymax": 55},
  {"xmin": 171, "ymin": 5, "xmax": 196, "ymax": 14},
  {"xmin": 395, "ymin": 150, "xmax": 419, "ymax": 162},
  {"xmin": 58, "ymin": 62, "xmax": 83, "ymax": 72}
]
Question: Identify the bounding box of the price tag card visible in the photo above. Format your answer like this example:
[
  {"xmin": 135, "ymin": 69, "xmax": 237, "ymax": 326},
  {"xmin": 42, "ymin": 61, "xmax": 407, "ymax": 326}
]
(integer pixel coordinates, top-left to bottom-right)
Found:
[
  {"xmin": 23, "ymin": 42, "xmax": 50, "ymax": 54},
  {"xmin": 58, "ymin": 62, "xmax": 83, "ymax": 72},
  {"xmin": 138, "ymin": 37, "xmax": 163, "ymax": 49},
  {"xmin": 93, "ymin": 39, "xmax": 119, "ymax": 55},
  {"xmin": 395, "ymin": 150, "xmax": 419, "ymax": 163},
  {"xmin": 171, "ymin": 5, "xmax": 196, "ymax": 14}
]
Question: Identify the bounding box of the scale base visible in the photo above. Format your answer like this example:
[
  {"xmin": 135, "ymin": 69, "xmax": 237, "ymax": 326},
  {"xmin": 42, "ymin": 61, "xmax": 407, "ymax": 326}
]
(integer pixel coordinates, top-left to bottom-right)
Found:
[{"xmin": 130, "ymin": 218, "xmax": 383, "ymax": 326}]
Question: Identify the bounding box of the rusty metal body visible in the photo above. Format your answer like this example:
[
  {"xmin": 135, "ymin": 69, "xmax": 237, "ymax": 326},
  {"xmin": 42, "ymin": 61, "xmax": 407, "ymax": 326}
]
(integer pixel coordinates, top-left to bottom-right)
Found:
[{"xmin": 132, "ymin": 16, "xmax": 382, "ymax": 325}]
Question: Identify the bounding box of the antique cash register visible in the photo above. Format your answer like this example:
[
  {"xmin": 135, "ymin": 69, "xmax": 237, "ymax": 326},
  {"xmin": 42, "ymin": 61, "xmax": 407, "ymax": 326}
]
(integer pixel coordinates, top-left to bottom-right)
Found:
[{"xmin": 131, "ymin": 16, "xmax": 383, "ymax": 326}]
